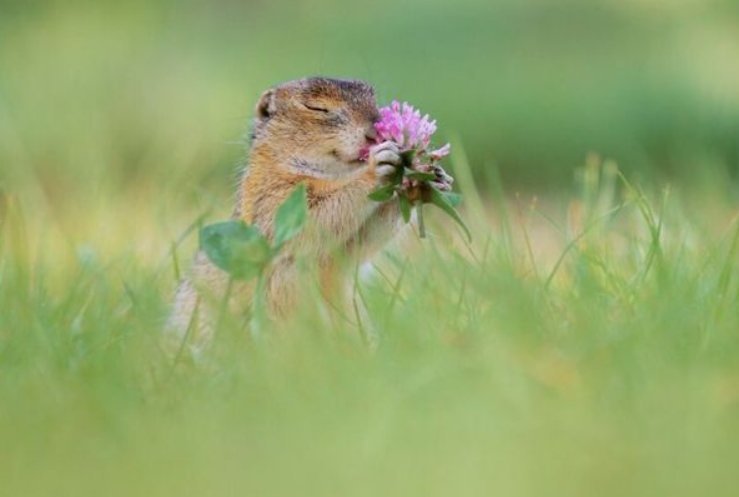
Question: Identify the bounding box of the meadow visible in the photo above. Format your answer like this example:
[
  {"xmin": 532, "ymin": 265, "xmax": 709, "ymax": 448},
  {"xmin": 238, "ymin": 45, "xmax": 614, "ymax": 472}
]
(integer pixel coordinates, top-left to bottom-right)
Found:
[{"xmin": 2, "ymin": 1, "xmax": 739, "ymax": 496}]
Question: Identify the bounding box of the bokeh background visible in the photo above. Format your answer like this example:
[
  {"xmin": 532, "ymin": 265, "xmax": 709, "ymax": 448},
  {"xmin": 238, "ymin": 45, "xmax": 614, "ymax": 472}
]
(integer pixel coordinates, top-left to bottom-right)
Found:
[{"xmin": 2, "ymin": 0, "xmax": 738, "ymax": 209}]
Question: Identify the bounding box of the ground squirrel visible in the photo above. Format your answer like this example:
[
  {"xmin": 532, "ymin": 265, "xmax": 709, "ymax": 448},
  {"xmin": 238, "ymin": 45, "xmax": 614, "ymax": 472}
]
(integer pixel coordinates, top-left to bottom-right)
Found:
[{"xmin": 167, "ymin": 77, "xmax": 409, "ymax": 349}]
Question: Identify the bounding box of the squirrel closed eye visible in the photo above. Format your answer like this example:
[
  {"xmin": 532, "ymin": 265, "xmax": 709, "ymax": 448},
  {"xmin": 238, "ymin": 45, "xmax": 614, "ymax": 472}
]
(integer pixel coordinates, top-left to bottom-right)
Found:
[{"xmin": 303, "ymin": 103, "xmax": 330, "ymax": 113}]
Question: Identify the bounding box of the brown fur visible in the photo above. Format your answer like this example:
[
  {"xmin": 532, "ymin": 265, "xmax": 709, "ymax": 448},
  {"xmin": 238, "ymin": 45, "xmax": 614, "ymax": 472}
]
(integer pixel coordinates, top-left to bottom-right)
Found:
[{"xmin": 167, "ymin": 77, "xmax": 405, "ymax": 352}]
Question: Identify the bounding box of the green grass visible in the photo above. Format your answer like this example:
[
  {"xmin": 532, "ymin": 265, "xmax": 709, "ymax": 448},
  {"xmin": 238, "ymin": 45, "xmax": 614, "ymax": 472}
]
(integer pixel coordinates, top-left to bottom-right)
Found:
[{"xmin": 2, "ymin": 156, "xmax": 739, "ymax": 496}]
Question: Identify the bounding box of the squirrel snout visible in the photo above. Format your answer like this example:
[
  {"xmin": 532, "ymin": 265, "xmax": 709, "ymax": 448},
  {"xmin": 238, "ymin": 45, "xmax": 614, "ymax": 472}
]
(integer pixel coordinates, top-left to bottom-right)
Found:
[{"xmin": 364, "ymin": 127, "xmax": 378, "ymax": 143}]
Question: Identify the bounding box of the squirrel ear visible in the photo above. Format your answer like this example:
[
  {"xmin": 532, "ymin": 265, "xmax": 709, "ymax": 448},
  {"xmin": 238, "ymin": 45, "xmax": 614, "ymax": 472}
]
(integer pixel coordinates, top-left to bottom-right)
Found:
[{"xmin": 255, "ymin": 89, "xmax": 276, "ymax": 120}]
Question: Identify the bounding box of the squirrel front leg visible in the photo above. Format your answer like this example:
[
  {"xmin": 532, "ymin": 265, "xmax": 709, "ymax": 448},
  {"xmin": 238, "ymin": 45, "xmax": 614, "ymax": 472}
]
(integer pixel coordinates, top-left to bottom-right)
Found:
[
  {"xmin": 265, "ymin": 142, "xmax": 402, "ymax": 315},
  {"xmin": 301, "ymin": 141, "xmax": 402, "ymax": 251}
]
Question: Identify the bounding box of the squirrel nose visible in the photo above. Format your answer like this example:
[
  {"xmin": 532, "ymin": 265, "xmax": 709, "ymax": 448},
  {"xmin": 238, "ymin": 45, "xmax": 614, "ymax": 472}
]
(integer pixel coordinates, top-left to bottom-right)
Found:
[{"xmin": 364, "ymin": 127, "xmax": 378, "ymax": 143}]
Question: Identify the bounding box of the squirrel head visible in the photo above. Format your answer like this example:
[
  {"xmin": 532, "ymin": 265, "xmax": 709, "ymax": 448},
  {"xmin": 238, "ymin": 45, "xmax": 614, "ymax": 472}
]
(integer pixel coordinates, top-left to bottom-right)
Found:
[{"xmin": 250, "ymin": 77, "xmax": 380, "ymax": 176}]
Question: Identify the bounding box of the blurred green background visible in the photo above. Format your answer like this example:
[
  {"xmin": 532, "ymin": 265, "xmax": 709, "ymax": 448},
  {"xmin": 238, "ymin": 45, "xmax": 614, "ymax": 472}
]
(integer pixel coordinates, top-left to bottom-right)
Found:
[{"xmin": 2, "ymin": 0, "xmax": 738, "ymax": 203}]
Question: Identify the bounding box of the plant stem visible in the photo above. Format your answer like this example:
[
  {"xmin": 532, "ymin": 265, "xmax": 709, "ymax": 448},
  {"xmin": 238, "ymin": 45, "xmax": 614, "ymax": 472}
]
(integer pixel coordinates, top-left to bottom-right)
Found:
[
  {"xmin": 215, "ymin": 277, "xmax": 234, "ymax": 338},
  {"xmin": 251, "ymin": 270, "xmax": 268, "ymax": 342},
  {"xmin": 416, "ymin": 201, "xmax": 426, "ymax": 238}
]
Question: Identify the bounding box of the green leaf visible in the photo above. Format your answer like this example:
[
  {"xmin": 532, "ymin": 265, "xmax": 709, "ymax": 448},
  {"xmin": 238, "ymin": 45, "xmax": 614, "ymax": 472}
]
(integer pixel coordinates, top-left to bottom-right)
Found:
[
  {"xmin": 441, "ymin": 191, "xmax": 462, "ymax": 207},
  {"xmin": 200, "ymin": 221, "xmax": 271, "ymax": 280},
  {"xmin": 399, "ymin": 195, "xmax": 411, "ymax": 223},
  {"xmin": 368, "ymin": 183, "xmax": 396, "ymax": 202},
  {"xmin": 404, "ymin": 170, "xmax": 436, "ymax": 181},
  {"xmin": 429, "ymin": 187, "xmax": 472, "ymax": 242},
  {"xmin": 399, "ymin": 149, "xmax": 416, "ymax": 168},
  {"xmin": 392, "ymin": 165, "xmax": 404, "ymax": 185},
  {"xmin": 274, "ymin": 184, "xmax": 308, "ymax": 248}
]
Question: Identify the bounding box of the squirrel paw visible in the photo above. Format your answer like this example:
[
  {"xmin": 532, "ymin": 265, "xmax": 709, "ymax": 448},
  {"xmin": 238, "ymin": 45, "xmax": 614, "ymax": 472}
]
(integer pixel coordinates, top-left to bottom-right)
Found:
[{"xmin": 369, "ymin": 141, "xmax": 401, "ymax": 184}]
